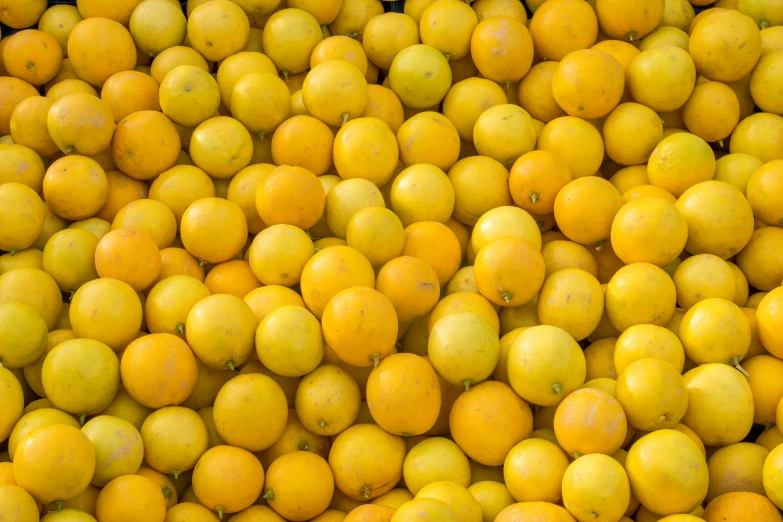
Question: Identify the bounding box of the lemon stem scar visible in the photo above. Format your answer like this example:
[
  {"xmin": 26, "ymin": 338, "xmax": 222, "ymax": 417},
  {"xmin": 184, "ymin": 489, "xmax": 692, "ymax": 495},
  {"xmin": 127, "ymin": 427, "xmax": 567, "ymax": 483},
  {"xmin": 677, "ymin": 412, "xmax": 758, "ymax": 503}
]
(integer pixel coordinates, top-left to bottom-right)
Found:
[
  {"xmin": 761, "ymin": 21, "xmax": 769, "ymax": 29},
  {"xmin": 217, "ymin": 506, "xmax": 225, "ymax": 519},
  {"xmin": 65, "ymin": 146, "xmax": 76, "ymax": 155},
  {"xmin": 529, "ymin": 193, "xmax": 539, "ymax": 204},
  {"xmin": 501, "ymin": 291, "xmax": 513, "ymax": 303},
  {"xmin": 504, "ymin": 80, "xmax": 513, "ymax": 89},
  {"xmin": 321, "ymin": 24, "xmax": 328, "ymax": 33},
  {"xmin": 175, "ymin": 323, "xmax": 185, "ymax": 334},
  {"xmin": 573, "ymin": 450, "xmax": 582, "ymax": 458},
  {"xmin": 281, "ymin": 70, "xmax": 289, "ymax": 82},
  {"xmin": 628, "ymin": 31, "xmax": 636, "ymax": 42},
  {"xmin": 595, "ymin": 239, "xmax": 607, "ymax": 252},
  {"xmin": 361, "ymin": 485, "xmax": 372, "ymax": 499},
  {"xmin": 53, "ymin": 500, "xmax": 64, "ymax": 512},
  {"xmin": 162, "ymin": 487, "xmax": 173, "ymax": 499},
  {"xmin": 264, "ymin": 489, "xmax": 275, "ymax": 500},
  {"xmin": 463, "ymin": 380, "xmax": 472, "ymax": 390},
  {"xmin": 79, "ymin": 413, "xmax": 87, "ymax": 425},
  {"xmin": 718, "ymin": 139, "xmax": 724, "ymax": 148},
  {"xmin": 298, "ymin": 440, "xmax": 310, "ymax": 451},
  {"xmin": 342, "ymin": 113, "xmax": 350, "ymax": 125},
  {"xmin": 198, "ymin": 259, "xmax": 207, "ymax": 269},
  {"xmin": 591, "ymin": 512, "xmax": 599, "ymax": 518},
  {"xmin": 257, "ymin": 132, "xmax": 266, "ymax": 141},
  {"xmin": 225, "ymin": 361, "xmax": 235, "ymax": 371},
  {"xmin": 319, "ymin": 420, "xmax": 327, "ymax": 428},
  {"xmin": 348, "ymin": 31, "xmax": 360, "ymax": 39},
  {"xmin": 372, "ymin": 353, "xmax": 380, "ymax": 367},
  {"xmin": 171, "ymin": 470, "xmax": 180, "ymax": 479},
  {"xmin": 443, "ymin": 53, "xmax": 452, "ymax": 61},
  {"xmin": 730, "ymin": 357, "xmax": 749, "ymax": 377},
  {"xmin": 552, "ymin": 382, "xmax": 563, "ymax": 394}
]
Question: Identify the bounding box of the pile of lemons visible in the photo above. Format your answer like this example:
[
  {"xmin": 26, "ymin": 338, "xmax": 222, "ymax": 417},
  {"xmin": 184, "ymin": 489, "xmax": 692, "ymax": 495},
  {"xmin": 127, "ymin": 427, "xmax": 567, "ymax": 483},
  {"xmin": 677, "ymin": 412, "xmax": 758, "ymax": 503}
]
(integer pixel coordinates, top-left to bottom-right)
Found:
[{"xmin": 1, "ymin": 0, "xmax": 783, "ymax": 521}]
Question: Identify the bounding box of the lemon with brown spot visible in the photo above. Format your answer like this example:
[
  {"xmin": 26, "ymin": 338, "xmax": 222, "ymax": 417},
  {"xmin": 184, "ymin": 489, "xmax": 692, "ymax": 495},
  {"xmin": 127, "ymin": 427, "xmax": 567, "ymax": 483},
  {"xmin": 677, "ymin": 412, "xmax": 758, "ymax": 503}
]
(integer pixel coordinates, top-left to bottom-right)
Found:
[
  {"xmin": 388, "ymin": 44, "xmax": 452, "ymax": 109},
  {"xmin": 376, "ymin": 256, "xmax": 440, "ymax": 323},
  {"xmin": 159, "ymin": 65, "xmax": 220, "ymax": 128},
  {"xmin": 295, "ymin": 364, "xmax": 361, "ymax": 436},
  {"xmin": 186, "ymin": 0, "xmax": 249, "ymax": 62}
]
